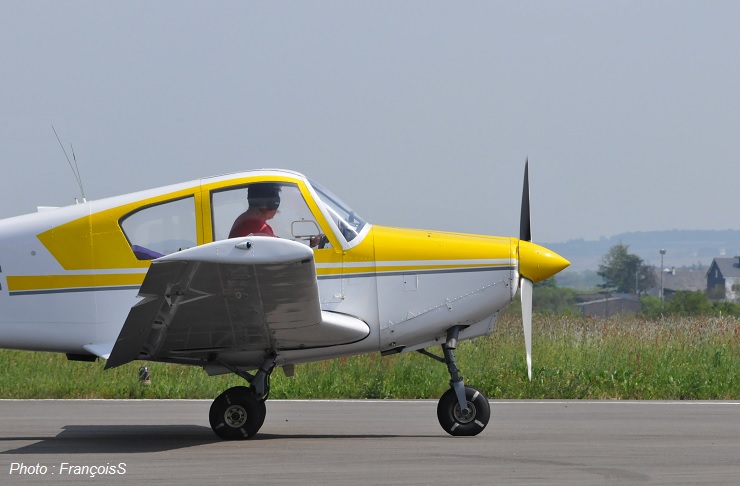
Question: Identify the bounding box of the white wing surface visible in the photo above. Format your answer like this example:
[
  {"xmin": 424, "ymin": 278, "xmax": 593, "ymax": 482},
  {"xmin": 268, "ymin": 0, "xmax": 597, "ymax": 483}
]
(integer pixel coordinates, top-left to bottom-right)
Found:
[{"xmin": 105, "ymin": 237, "xmax": 368, "ymax": 369}]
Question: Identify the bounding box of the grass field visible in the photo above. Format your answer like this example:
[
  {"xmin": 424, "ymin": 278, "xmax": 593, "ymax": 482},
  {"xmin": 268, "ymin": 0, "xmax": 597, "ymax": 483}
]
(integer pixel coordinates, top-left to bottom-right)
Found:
[{"xmin": 0, "ymin": 314, "xmax": 737, "ymax": 400}]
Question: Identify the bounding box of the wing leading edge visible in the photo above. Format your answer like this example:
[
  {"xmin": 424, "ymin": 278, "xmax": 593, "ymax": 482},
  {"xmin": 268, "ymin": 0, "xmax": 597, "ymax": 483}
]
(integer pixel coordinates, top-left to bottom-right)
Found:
[{"xmin": 105, "ymin": 237, "xmax": 369, "ymax": 369}]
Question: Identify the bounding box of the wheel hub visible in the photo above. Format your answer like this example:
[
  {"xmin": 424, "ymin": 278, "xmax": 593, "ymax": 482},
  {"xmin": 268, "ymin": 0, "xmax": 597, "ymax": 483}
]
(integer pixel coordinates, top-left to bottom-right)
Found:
[
  {"xmin": 453, "ymin": 401, "xmax": 476, "ymax": 424},
  {"xmin": 224, "ymin": 404, "xmax": 248, "ymax": 428}
]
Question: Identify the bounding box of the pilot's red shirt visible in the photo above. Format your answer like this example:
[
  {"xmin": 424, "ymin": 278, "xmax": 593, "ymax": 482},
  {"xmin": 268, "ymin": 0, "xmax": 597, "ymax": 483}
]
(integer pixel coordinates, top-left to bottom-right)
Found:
[{"xmin": 229, "ymin": 216, "xmax": 276, "ymax": 238}]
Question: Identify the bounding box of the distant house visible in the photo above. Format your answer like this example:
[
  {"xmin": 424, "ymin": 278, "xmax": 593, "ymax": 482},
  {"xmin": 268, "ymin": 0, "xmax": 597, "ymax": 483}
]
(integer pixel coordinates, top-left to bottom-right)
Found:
[
  {"xmin": 576, "ymin": 294, "xmax": 642, "ymax": 317},
  {"xmin": 648, "ymin": 267, "xmax": 707, "ymax": 299},
  {"xmin": 706, "ymin": 257, "xmax": 740, "ymax": 301}
]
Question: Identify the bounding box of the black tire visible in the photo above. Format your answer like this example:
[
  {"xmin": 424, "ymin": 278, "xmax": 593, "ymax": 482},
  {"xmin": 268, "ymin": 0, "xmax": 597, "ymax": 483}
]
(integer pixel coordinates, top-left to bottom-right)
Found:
[
  {"xmin": 437, "ymin": 386, "xmax": 490, "ymax": 436},
  {"xmin": 209, "ymin": 386, "xmax": 266, "ymax": 440}
]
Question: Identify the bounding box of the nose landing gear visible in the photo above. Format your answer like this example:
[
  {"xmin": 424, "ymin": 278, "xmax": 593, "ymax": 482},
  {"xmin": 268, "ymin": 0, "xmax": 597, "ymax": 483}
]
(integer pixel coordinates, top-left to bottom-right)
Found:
[{"xmin": 418, "ymin": 326, "xmax": 491, "ymax": 437}]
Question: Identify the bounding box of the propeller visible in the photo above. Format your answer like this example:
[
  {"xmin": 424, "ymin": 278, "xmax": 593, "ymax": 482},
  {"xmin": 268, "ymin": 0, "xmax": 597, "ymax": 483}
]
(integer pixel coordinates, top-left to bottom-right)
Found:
[
  {"xmin": 519, "ymin": 159, "xmax": 533, "ymax": 381},
  {"xmin": 515, "ymin": 160, "xmax": 570, "ymax": 381}
]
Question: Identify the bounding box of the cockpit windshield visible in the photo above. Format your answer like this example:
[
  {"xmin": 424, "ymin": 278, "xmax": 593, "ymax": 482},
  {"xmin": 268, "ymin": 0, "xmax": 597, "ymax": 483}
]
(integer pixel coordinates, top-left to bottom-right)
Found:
[{"xmin": 309, "ymin": 179, "xmax": 367, "ymax": 242}]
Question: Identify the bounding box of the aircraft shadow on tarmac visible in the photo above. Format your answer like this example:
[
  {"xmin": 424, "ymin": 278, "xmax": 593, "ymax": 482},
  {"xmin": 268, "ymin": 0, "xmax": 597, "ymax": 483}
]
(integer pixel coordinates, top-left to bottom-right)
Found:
[
  {"xmin": 0, "ymin": 426, "xmax": 433, "ymax": 455},
  {"xmin": 0, "ymin": 425, "xmax": 218, "ymax": 454}
]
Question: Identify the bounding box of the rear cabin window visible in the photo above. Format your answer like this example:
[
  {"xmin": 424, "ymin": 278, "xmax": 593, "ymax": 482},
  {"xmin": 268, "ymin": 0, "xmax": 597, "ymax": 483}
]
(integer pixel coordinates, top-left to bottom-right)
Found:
[{"xmin": 120, "ymin": 196, "xmax": 197, "ymax": 260}]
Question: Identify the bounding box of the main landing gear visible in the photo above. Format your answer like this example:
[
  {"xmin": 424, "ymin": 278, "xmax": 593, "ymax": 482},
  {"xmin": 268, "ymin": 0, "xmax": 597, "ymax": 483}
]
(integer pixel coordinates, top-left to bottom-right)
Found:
[
  {"xmin": 208, "ymin": 329, "xmax": 490, "ymax": 439},
  {"xmin": 209, "ymin": 356, "xmax": 275, "ymax": 440},
  {"xmin": 418, "ymin": 326, "xmax": 491, "ymax": 436}
]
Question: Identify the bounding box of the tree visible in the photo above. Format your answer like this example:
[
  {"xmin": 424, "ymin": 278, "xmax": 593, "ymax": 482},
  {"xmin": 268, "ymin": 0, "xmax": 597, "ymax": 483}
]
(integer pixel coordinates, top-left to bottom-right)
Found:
[
  {"xmin": 640, "ymin": 296, "xmax": 664, "ymax": 318},
  {"xmin": 533, "ymin": 278, "xmax": 577, "ymax": 314},
  {"xmin": 666, "ymin": 290, "xmax": 712, "ymax": 316},
  {"xmin": 505, "ymin": 278, "xmax": 578, "ymax": 316},
  {"xmin": 597, "ymin": 243, "xmax": 656, "ymax": 294}
]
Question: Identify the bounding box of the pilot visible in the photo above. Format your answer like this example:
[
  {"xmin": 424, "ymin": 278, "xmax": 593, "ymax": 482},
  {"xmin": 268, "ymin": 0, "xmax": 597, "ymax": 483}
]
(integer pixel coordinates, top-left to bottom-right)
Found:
[{"xmin": 229, "ymin": 183, "xmax": 281, "ymax": 238}]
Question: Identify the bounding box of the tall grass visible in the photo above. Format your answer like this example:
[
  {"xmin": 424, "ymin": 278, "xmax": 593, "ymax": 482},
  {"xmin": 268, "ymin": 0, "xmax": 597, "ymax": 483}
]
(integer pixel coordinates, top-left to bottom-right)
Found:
[{"xmin": 0, "ymin": 315, "xmax": 737, "ymax": 399}]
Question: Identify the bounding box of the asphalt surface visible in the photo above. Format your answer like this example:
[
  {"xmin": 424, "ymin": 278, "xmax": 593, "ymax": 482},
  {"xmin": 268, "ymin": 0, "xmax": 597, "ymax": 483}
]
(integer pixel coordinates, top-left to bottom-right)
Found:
[{"xmin": 0, "ymin": 400, "xmax": 738, "ymax": 485}]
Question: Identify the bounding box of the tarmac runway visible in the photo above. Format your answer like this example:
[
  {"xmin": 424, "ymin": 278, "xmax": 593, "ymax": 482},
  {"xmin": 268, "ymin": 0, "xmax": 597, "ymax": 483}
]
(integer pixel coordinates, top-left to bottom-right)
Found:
[{"xmin": 0, "ymin": 399, "xmax": 738, "ymax": 485}]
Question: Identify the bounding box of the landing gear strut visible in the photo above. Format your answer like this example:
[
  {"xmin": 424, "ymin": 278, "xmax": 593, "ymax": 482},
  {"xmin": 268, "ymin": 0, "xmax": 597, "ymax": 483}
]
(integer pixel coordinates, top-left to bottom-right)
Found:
[
  {"xmin": 208, "ymin": 355, "xmax": 275, "ymax": 440},
  {"xmin": 419, "ymin": 326, "xmax": 490, "ymax": 436}
]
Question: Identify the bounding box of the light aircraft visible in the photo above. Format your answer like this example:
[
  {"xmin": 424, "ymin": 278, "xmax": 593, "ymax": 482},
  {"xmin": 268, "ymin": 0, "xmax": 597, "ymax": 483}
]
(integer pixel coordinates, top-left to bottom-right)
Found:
[{"xmin": 0, "ymin": 164, "xmax": 568, "ymax": 439}]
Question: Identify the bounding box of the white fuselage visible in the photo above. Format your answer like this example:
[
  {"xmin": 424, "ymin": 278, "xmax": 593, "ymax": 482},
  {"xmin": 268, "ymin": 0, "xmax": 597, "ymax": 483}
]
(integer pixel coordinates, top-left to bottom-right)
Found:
[{"xmin": 0, "ymin": 171, "xmax": 522, "ymax": 369}]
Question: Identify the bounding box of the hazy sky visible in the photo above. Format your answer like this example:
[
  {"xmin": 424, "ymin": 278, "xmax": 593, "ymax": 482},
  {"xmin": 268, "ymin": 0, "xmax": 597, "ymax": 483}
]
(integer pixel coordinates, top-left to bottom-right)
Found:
[{"xmin": 2, "ymin": 1, "xmax": 739, "ymax": 243}]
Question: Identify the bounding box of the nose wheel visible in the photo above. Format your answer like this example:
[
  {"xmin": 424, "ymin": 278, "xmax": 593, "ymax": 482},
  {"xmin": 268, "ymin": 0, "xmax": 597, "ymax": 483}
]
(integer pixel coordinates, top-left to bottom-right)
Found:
[{"xmin": 437, "ymin": 386, "xmax": 490, "ymax": 436}]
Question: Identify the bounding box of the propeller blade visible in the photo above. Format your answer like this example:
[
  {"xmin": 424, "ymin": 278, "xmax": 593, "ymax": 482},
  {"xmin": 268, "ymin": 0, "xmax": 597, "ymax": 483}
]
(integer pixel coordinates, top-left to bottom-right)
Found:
[
  {"xmin": 519, "ymin": 159, "xmax": 531, "ymax": 242},
  {"xmin": 520, "ymin": 277, "xmax": 533, "ymax": 381},
  {"xmin": 520, "ymin": 159, "xmax": 532, "ymax": 380}
]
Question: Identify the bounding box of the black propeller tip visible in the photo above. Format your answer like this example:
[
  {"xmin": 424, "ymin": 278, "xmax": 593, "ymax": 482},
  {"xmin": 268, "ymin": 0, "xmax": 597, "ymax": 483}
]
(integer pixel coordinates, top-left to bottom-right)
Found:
[{"xmin": 519, "ymin": 159, "xmax": 531, "ymax": 242}]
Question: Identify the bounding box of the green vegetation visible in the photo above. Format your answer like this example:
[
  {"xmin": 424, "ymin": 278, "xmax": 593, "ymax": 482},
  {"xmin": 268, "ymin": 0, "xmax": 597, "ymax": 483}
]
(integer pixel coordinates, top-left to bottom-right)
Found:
[
  {"xmin": 554, "ymin": 269, "xmax": 602, "ymax": 291},
  {"xmin": 641, "ymin": 291, "xmax": 740, "ymax": 318},
  {"xmin": 1, "ymin": 314, "xmax": 737, "ymax": 400},
  {"xmin": 532, "ymin": 277, "xmax": 578, "ymax": 315}
]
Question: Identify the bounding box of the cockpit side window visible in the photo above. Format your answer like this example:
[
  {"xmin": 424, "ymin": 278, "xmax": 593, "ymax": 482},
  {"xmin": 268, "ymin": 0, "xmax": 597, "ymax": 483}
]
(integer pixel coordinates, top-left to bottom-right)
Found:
[
  {"xmin": 120, "ymin": 196, "xmax": 197, "ymax": 260},
  {"xmin": 211, "ymin": 182, "xmax": 328, "ymax": 248}
]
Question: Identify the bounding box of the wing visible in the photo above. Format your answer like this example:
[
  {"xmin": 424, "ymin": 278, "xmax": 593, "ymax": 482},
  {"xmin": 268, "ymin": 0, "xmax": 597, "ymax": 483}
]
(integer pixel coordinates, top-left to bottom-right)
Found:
[{"xmin": 105, "ymin": 236, "xmax": 369, "ymax": 369}]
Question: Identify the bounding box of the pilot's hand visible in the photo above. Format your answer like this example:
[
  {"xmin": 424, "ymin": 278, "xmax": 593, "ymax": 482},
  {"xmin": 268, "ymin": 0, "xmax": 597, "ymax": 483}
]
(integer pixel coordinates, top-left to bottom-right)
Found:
[{"xmin": 310, "ymin": 234, "xmax": 327, "ymax": 248}]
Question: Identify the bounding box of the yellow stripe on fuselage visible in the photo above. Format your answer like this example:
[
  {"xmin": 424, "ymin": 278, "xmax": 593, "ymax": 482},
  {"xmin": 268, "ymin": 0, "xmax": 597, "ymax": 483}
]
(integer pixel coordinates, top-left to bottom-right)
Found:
[
  {"xmin": 6, "ymin": 274, "xmax": 146, "ymax": 294},
  {"xmin": 315, "ymin": 261, "xmax": 513, "ymax": 278}
]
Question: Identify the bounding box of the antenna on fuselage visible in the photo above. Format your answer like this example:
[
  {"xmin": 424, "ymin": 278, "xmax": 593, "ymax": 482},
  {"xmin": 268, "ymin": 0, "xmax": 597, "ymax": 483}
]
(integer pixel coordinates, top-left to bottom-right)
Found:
[{"xmin": 52, "ymin": 125, "xmax": 86, "ymax": 203}]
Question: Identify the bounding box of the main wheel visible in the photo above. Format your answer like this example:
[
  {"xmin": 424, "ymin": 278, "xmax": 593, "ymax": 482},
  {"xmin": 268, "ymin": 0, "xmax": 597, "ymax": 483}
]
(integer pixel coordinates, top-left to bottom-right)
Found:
[
  {"xmin": 209, "ymin": 386, "xmax": 266, "ymax": 440},
  {"xmin": 437, "ymin": 386, "xmax": 490, "ymax": 436}
]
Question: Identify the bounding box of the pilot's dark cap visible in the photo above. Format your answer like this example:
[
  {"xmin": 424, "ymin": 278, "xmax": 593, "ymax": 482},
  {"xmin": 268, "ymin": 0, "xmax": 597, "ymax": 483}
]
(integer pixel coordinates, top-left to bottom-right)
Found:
[{"xmin": 248, "ymin": 183, "xmax": 281, "ymax": 210}]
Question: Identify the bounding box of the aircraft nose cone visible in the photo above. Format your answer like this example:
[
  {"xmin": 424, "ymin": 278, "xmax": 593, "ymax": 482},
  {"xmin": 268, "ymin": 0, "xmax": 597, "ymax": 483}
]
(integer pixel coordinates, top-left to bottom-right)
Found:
[{"xmin": 518, "ymin": 240, "xmax": 570, "ymax": 283}]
